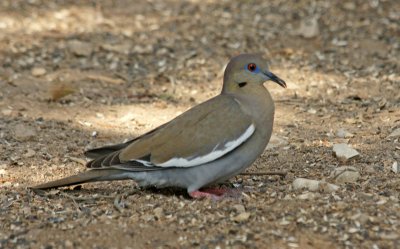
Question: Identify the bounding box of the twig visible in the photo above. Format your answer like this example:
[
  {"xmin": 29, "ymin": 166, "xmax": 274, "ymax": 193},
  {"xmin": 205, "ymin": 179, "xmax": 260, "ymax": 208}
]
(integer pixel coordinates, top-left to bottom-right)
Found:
[
  {"xmin": 66, "ymin": 156, "xmax": 87, "ymax": 165},
  {"xmin": 113, "ymin": 189, "xmax": 138, "ymax": 213},
  {"xmin": 61, "ymin": 193, "xmax": 81, "ymax": 211},
  {"xmin": 60, "ymin": 192, "xmax": 114, "ymax": 201},
  {"xmin": 121, "ymin": 189, "xmax": 139, "ymax": 197},
  {"xmin": 240, "ymin": 171, "xmax": 287, "ymax": 177},
  {"xmin": 86, "ymin": 74, "xmax": 125, "ymax": 85},
  {"xmin": 113, "ymin": 194, "xmax": 124, "ymax": 213}
]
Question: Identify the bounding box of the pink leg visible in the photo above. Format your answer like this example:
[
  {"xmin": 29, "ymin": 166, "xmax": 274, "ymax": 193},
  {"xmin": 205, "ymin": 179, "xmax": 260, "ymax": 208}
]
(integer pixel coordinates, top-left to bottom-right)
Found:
[
  {"xmin": 189, "ymin": 187, "xmax": 241, "ymax": 200},
  {"xmin": 189, "ymin": 190, "xmax": 224, "ymax": 200}
]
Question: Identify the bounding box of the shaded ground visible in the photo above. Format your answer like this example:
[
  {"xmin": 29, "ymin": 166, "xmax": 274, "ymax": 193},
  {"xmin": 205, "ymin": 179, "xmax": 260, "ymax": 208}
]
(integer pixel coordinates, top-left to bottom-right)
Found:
[{"xmin": 0, "ymin": 0, "xmax": 399, "ymax": 248}]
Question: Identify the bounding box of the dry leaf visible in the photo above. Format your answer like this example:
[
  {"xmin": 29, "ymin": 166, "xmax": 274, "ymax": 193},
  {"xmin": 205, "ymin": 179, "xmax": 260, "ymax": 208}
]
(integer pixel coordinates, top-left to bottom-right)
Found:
[{"xmin": 50, "ymin": 83, "xmax": 75, "ymax": 101}]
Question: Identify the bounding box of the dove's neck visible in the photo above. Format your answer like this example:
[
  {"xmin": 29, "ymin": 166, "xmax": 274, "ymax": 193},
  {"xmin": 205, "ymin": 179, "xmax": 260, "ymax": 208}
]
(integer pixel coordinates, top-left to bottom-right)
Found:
[
  {"xmin": 228, "ymin": 85, "xmax": 275, "ymax": 137},
  {"xmin": 232, "ymin": 85, "xmax": 274, "ymax": 112}
]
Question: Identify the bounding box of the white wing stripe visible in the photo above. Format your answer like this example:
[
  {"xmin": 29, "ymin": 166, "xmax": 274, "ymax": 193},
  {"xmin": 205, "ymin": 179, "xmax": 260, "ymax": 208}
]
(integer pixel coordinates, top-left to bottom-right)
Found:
[
  {"xmin": 157, "ymin": 124, "xmax": 255, "ymax": 167},
  {"xmin": 135, "ymin": 159, "xmax": 154, "ymax": 167}
]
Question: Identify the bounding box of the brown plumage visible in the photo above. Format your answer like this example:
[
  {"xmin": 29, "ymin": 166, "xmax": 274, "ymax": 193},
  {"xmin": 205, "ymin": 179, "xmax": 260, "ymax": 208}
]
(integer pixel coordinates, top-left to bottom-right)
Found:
[{"xmin": 32, "ymin": 53, "xmax": 286, "ymax": 199}]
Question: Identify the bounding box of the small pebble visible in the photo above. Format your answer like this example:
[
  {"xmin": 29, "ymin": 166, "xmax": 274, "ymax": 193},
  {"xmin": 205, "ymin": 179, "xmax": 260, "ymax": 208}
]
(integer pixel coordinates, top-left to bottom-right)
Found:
[
  {"xmin": 31, "ymin": 67, "xmax": 46, "ymax": 77},
  {"xmin": 392, "ymin": 161, "xmax": 399, "ymax": 173},
  {"xmin": 68, "ymin": 40, "xmax": 93, "ymax": 57},
  {"xmin": 297, "ymin": 192, "xmax": 317, "ymax": 200},
  {"xmin": 388, "ymin": 128, "xmax": 400, "ymax": 138},
  {"xmin": 1, "ymin": 109, "xmax": 12, "ymax": 116},
  {"xmin": 153, "ymin": 207, "xmax": 164, "ymax": 219},
  {"xmin": 13, "ymin": 124, "xmax": 37, "ymax": 141},
  {"xmin": 0, "ymin": 169, "xmax": 7, "ymax": 175},
  {"xmin": 296, "ymin": 17, "xmax": 319, "ymax": 39},
  {"xmin": 292, "ymin": 178, "xmax": 339, "ymax": 192},
  {"xmin": 23, "ymin": 149, "xmax": 36, "ymax": 158},
  {"xmin": 307, "ymin": 108, "xmax": 317, "ymax": 114},
  {"xmin": 330, "ymin": 166, "xmax": 360, "ymax": 184},
  {"xmin": 233, "ymin": 204, "xmax": 246, "ymax": 213},
  {"xmin": 232, "ymin": 212, "xmax": 250, "ymax": 222},
  {"xmin": 265, "ymin": 135, "xmax": 288, "ymax": 150},
  {"xmin": 333, "ymin": 143, "xmax": 360, "ymax": 161}
]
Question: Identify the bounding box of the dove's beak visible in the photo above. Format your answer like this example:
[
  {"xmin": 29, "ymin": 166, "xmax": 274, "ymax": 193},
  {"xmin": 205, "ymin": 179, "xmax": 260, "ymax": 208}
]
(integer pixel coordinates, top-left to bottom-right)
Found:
[{"xmin": 264, "ymin": 71, "xmax": 287, "ymax": 88}]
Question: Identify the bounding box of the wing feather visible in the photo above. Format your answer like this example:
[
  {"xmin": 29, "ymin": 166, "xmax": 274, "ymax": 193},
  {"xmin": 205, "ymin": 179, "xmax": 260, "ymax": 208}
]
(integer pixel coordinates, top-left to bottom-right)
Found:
[
  {"xmin": 87, "ymin": 95, "xmax": 254, "ymax": 170},
  {"xmin": 119, "ymin": 95, "xmax": 254, "ymax": 168}
]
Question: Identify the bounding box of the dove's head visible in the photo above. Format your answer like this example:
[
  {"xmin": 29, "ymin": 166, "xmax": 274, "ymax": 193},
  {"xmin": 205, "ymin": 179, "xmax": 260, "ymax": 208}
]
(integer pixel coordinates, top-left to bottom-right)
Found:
[{"xmin": 222, "ymin": 53, "xmax": 286, "ymax": 93}]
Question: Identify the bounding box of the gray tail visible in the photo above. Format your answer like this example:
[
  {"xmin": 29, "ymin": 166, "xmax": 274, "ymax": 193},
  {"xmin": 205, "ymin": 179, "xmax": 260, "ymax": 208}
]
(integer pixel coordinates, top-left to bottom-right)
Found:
[
  {"xmin": 84, "ymin": 144, "xmax": 127, "ymax": 159},
  {"xmin": 30, "ymin": 169, "xmax": 127, "ymax": 190}
]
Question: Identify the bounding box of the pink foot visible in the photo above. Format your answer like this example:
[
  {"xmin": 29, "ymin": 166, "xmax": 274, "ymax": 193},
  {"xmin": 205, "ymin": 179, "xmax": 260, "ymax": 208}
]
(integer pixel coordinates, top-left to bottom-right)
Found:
[
  {"xmin": 189, "ymin": 187, "xmax": 241, "ymax": 200},
  {"xmin": 189, "ymin": 190, "xmax": 224, "ymax": 200}
]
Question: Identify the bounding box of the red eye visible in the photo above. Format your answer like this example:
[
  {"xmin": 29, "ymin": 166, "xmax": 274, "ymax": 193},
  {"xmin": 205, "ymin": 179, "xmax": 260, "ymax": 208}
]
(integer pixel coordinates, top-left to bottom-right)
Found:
[{"xmin": 247, "ymin": 63, "xmax": 257, "ymax": 72}]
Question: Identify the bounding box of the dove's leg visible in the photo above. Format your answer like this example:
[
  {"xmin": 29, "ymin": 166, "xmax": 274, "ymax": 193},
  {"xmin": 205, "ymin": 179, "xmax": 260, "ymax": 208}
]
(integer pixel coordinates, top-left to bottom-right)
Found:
[
  {"xmin": 189, "ymin": 187, "xmax": 241, "ymax": 200},
  {"xmin": 189, "ymin": 190, "xmax": 223, "ymax": 200}
]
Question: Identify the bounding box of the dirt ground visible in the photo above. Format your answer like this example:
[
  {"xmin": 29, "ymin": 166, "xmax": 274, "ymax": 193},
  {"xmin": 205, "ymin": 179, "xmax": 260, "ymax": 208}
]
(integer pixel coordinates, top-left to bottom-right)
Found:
[{"xmin": 0, "ymin": 0, "xmax": 399, "ymax": 248}]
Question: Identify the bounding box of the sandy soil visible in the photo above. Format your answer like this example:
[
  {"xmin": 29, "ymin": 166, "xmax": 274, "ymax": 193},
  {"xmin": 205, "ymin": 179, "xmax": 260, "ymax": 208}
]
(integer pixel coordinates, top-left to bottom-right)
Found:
[{"xmin": 0, "ymin": 0, "xmax": 399, "ymax": 248}]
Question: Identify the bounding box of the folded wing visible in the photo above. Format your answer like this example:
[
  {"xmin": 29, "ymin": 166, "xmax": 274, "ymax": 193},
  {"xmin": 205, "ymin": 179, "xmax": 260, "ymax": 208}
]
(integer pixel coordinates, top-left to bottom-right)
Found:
[{"xmin": 87, "ymin": 95, "xmax": 255, "ymax": 170}]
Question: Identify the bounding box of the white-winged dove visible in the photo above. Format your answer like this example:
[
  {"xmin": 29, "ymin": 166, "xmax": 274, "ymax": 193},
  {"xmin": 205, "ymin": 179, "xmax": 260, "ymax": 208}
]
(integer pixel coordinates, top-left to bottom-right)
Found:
[{"xmin": 32, "ymin": 53, "xmax": 286, "ymax": 199}]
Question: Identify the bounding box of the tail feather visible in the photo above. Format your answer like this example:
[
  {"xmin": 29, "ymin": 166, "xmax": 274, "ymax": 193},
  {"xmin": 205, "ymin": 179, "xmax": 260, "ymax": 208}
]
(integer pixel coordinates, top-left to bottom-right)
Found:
[
  {"xmin": 84, "ymin": 143, "xmax": 128, "ymax": 159},
  {"xmin": 84, "ymin": 123, "xmax": 168, "ymax": 159},
  {"xmin": 30, "ymin": 169, "xmax": 127, "ymax": 190}
]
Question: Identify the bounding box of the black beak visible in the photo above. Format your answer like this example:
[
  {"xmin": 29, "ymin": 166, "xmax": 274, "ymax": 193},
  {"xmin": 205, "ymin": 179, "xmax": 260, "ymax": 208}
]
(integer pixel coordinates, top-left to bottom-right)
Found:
[{"xmin": 265, "ymin": 71, "xmax": 287, "ymax": 88}]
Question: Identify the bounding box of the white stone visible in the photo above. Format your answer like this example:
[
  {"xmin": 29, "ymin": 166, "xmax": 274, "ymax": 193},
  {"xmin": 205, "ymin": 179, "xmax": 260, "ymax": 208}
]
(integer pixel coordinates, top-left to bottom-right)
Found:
[
  {"xmin": 68, "ymin": 40, "xmax": 93, "ymax": 57},
  {"xmin": 23, "ymin": 149, "xmax": 36, "ymax": 158},
  {"xmin": 265, "ymin": 135, "xmax": 288, "ymax": 150},
  {"xmin": 331, "ymin": 166, "xmax": 360, "ymax": 184},
  {"xmin": 388, "ymin": 128, "xmax": 400, "ymax": 138},
  {"xmin": 13, "ymin": 124, "xmax": 37, "ymax": 141},
  {"xmin": 333, "ymin": 143, "xmax": 360, "ymax": 161},
  {"xmin": 232, "ymin": 212, "xmax": 250, "ymax": 222},
  {"xmin": 297, "ymin": 192, "xmax": 317, "ymax": 200},
  {"xmin": 233, "ymin": 204, "xmax": 246, "ymax": 213},
  {"xmin": 292, "ymin": 178, "xmax": 338, "ymax": 193},
  {"xmin": 31, "ymin": 67, "xmax": 46, "ymax": 77},
  {"xmin": 392, "ymin": 161, "xmax": 399, "ymax": 173},
  {"xmin": 297, "ymin": 17, "xmax": 319, "ymax": 39}
]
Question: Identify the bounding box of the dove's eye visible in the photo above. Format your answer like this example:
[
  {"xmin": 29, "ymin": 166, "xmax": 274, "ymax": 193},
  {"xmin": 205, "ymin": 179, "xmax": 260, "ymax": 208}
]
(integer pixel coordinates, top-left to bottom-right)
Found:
[{"xmin": 247, "ymin": 63, "xmax": 257, "ymax": 72}]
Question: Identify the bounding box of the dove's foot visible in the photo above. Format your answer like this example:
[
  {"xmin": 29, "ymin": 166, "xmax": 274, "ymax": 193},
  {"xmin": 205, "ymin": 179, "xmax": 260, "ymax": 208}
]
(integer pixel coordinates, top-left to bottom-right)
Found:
[{"xmin": 189, "ymin": 187, "xmax": 241, "ymax": 200}]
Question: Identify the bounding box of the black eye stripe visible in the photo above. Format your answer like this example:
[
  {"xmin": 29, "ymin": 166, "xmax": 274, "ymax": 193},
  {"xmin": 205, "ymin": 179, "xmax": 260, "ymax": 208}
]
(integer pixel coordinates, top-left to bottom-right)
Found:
[{"xmin": 238, "ymin": 82, "xmax": 247, "ymax": 88}]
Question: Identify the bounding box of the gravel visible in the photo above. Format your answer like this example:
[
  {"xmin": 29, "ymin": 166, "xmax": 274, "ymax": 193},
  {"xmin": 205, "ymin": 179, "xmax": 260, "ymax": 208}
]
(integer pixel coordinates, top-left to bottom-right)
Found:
[{"xmin": 0, "ymin": 0, "xmax": 399, "ymax": 248}]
